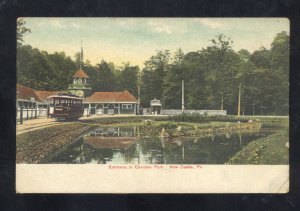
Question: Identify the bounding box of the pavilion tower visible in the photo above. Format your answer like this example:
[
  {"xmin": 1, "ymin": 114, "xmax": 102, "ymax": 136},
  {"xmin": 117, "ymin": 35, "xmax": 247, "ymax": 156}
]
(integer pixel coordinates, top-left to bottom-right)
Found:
[{"xmin": 68, "ymin": 42, "xmax": 92, "ymax": 98}]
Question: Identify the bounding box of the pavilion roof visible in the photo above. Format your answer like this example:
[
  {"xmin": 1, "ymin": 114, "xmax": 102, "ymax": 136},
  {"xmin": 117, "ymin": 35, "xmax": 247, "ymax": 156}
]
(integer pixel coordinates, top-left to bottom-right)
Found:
[
  {"xmin": 73, "ymin": 69, "xmax": 89, "ymax": 78},
  {"xmin": 34, "ymin": 90, "xmax": 61, "ymax": 101},
  {"xmin": 84, "ymin": 90, "xmax": 138, "ymax": 103},
  {"xmin": 16, "ymin": 84, "xmax": 42, "ymax": 102}
]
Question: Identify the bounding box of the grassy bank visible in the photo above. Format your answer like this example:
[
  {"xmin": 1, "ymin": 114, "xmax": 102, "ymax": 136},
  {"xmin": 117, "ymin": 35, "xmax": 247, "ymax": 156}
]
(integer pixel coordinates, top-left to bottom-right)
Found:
[
  {"xmin": 227, "ymin": 131, "xmax": 289, "ymax": 165},
  {"xmin": 82, "ymin": 114, "xmax": 265, "ymax": 125},
  {"xmin": 17, "ymin": 122, "xmax": 97, "ymax": 163}
]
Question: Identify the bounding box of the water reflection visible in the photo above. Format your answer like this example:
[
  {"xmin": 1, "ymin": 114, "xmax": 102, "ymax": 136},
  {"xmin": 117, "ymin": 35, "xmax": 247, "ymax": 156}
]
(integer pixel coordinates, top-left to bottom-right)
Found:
[{"xmin": 45, "ymin": 126, "xmax": 279, "ymax": 164}]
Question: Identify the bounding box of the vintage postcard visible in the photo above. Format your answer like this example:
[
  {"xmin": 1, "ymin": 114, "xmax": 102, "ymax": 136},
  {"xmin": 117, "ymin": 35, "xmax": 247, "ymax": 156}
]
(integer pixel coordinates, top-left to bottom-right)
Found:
[{"xmin": 16, "ymin": 18, "xmax": 289, "ymax": 193}]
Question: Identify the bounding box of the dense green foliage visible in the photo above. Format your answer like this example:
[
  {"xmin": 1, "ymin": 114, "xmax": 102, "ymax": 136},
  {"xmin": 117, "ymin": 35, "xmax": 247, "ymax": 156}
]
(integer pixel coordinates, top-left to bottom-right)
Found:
[
  {"xmin": 17, "ymin": 19, "xmax": 289, "ymax": 115},
  {"xmin": 141, "ymin": 33, "xmax": 289, "ymax": 115}
]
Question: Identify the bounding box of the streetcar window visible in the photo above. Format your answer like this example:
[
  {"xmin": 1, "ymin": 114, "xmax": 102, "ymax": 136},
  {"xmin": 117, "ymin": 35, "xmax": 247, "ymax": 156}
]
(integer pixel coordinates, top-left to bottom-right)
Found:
[{"xmin": 54, "ymin": 98, "xmax": 59, "ymax": 105}]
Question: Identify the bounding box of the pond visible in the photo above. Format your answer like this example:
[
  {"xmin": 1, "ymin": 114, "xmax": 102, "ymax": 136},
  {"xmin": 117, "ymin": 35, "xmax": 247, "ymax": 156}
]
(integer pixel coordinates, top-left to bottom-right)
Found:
[{"xmin": 43, "ymin": 124, "xmax": 287, "ymax": 164}]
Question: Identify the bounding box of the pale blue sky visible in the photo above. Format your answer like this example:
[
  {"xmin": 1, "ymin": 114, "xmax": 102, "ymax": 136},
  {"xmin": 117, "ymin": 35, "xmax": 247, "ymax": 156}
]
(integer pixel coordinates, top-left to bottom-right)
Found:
[{"xmin": 22, "ymin": 18, "xmax": 289, "ymax": 68}]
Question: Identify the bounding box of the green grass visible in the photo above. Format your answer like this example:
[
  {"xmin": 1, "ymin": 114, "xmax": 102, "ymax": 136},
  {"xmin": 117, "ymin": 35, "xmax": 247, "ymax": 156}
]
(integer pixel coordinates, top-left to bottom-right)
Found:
[{"xmin": 227, "ymin": 131, "xmax": 289, "ymax": 165}]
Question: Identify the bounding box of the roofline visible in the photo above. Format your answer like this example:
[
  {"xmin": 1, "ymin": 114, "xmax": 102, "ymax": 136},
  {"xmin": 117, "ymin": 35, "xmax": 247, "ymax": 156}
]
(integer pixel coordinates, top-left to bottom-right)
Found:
[
  {"xmin": 47, "ymin": 95, "xmax": 83, "ymax": 100},
  {"xmin": 17, "ymin": 99, "xmax": 40, "ymax": 102},
  {"xmin": 83, "ymin": 101, "xmax": 138, "ymax": 104}
]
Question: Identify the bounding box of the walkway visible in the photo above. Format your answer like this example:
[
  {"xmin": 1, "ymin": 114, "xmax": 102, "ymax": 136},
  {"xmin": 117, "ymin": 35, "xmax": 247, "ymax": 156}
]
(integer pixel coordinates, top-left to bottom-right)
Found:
[{"xmin": 16, "ymin": 115, "xmax": 137, "ymax": 135}]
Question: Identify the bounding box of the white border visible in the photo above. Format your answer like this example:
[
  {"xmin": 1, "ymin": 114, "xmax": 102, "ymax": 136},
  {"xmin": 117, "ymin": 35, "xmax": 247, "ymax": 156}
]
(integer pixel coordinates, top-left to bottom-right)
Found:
[{"xmin": 16, "ymin": 164, "xmax": 289, "ymax": 193}]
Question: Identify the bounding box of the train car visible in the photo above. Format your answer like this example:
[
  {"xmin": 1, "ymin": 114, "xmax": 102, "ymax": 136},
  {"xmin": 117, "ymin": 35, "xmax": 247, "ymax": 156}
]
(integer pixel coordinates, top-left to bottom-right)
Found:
[{"xmin": 47, "ymin": 93, "xmax": 83, "ymax": 120}]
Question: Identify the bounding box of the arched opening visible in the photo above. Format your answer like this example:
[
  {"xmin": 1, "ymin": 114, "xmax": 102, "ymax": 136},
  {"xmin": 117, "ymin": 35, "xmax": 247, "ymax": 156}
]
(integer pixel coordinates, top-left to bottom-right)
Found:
[
  {"xmin": 96, "ymin": 104, "xmax": 104, "ymax": 115},
  {"xmin": 107, "ymin": 104, "xmax": 114, "ymax": 114}
]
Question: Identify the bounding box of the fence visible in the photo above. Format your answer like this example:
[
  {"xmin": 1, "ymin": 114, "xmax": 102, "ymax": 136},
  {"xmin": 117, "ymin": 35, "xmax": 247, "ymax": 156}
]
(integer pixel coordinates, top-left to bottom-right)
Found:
[
  {"xmin": 161, "ymin": 109, "xmax": 227, "ymax": 116},
  {"xmin": 16, "ymin": 108, "xmax": 49, "ymax": 124},
  {"xmin": 17, "ymin": 108, "xmax": 37, "ymax": 124}
]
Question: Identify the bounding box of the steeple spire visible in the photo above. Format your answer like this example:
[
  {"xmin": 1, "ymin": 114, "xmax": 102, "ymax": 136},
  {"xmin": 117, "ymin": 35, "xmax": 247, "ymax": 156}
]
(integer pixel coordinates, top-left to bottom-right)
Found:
[{"xmin": 80, "ymin": 40, "xmax": 83, "ymax": 69}]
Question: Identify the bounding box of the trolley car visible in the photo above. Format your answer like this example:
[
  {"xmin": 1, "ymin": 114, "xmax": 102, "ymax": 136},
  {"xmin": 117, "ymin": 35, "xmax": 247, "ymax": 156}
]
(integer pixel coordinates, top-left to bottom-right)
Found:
[{"xmin": 47, "ymin": 93, "xmax": 84, "ymax": 120}]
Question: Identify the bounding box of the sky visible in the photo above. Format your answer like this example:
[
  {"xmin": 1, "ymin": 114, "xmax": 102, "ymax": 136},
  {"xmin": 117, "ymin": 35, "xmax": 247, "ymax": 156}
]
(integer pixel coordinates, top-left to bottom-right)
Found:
[{"xmin": 22, "ymin": 18, "xmax": 289, "ymax": 68}]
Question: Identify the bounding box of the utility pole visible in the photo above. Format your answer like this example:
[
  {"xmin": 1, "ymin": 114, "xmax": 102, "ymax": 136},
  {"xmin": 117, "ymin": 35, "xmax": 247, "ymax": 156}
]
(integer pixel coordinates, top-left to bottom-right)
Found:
[
  {"xmin": 182, "ymin": 80, "xmax": 185, "ymax": 111},
  {"xmin": 137, "ymin": 70, "xmax": 141, "ymax": 115},
  {"xmin": 237, "ymin": 83, "xmax": 241, "ymax": 117},
  {"xmin": 252, "ymin": 99, "xmax": 255, "ymax": 116}
]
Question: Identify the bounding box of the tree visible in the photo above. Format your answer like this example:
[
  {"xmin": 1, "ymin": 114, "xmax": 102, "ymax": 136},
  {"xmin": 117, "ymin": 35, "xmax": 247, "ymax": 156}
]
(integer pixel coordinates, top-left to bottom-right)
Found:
[
  {"xmin": 249, "ymin": 47, "xmax": 271, "ymax": 69},
  {"xmin": 163, "ymin": 49, "xmax": 188, "ymax": 109},
  {"xmin": 141, "ymin": 50, "xmax": 170, "ymax": 107},
  {"xmin": 200, "ymin": 34, "xmax": 241, "ymax": 113},
  {"xmin": 17, "ymin": 18, "xmax": 31, "ymax": 48},
  {"xmin": 269, "ymin": 31, "xmax": 289, "ymax": 114},
  {"xmin": 96, "ymin": 60, "xmax": 116, "ymax": 91},
  {"xmin": 119, "ymin": 63, "xmax": 139, "ymax": 97},
  {"xmin": 17, "ymin": 45, "xmax": 76, "ymax": 90},
  {"xmin": 238, "ymin": 49, "xmax": 251, "ymax": 62}
]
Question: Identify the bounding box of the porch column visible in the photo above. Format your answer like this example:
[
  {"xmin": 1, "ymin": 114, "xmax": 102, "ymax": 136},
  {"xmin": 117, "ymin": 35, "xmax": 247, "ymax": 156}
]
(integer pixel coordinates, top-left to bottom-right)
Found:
[
  {"xmin": 134, "ymin": 104, "xmax": 136, "ymax": 115},
  {"xmin": 118, "ymin": 103, "xmax": 121, "ymax": 114},
  {"xmin": 88, "ymin": 103, "xmax": 91, "ymax": 116}
]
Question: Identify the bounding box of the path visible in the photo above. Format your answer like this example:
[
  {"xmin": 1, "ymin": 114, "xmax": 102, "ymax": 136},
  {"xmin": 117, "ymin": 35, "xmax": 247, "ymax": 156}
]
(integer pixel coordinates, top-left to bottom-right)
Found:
[{"xmin": 16, "ymin": 115, "xmax": 137, "ymax": 135}]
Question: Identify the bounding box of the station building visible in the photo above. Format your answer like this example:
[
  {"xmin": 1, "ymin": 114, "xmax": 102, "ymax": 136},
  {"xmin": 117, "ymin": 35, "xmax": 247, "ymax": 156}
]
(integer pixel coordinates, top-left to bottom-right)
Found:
[
  {"xmin": 17, "ymin": 69, "xmax": 139, "ymax": 116},
  {"xmin": 16, "ymin": 84, "xmax": 41, "ymax": 109}
]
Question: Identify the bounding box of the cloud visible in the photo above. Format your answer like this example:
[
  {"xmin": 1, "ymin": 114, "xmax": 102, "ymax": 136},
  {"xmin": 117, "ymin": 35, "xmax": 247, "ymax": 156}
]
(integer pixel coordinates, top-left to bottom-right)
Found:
[
  {"xmin": 148, "ymin": 19, "xmax": 186, "ymax": 34},
  {"xmin": 148, "ymin": 21, "xmax": 173, "ymax": 34},
  {"xmin": 50, "ymin": 20, "xmax": 66, "ymax": 28},
  {"xmin": 195, "ymin": 19, "xmax": 226, "ymax": 29},
  {"xmin": 35, "ymin": 19, "xmax": 82, "ymax": 29}
]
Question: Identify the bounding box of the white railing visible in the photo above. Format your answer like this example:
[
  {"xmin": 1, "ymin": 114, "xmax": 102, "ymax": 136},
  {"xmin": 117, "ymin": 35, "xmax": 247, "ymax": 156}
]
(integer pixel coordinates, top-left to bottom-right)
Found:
[
  {"xmin": 16, "ymin": 108, "xmax": 49, "ymax": 124},
  {"xmin": 161, "ymin": 109, "xmax": 227, "ymax": 116},
  {"xmin": 16, "ymin": 108, "xmax": 37, "ymax": 124}
]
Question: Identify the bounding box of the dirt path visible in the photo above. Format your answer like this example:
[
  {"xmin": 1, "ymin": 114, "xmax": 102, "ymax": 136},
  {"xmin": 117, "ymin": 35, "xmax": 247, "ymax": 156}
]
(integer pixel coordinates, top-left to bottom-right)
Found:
[
  {"xmin": 16, "ymin": 115, "xmax": 128, "ymax": 135},
  {"xmin": 16, "ymin": 118, "xmax": 67, "ymax": 135}
]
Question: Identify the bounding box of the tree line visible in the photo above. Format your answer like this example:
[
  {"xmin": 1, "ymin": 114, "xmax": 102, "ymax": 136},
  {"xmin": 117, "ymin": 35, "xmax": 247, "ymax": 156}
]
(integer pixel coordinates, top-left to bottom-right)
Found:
[
  {"xmin": 17, "ymin": 19, "xmax": 289, "ymax": 115},
  {"xmin": 141, "ymin": 32, "xmax": 289, "ymax": 115}
]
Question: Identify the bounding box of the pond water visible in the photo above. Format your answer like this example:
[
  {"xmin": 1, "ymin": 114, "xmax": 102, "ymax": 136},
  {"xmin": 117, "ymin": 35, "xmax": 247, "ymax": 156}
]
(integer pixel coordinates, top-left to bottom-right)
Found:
[{"xmin": 43, "ymin": 125, "xmax": 287, "ymax": 164}]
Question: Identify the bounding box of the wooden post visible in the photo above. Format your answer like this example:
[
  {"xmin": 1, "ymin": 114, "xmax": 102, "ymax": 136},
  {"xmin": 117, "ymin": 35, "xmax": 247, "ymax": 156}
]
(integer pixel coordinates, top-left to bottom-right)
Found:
[
  {"xmin": 27, "ymin": 108, "xmax": 29, "ymax": 120},
  {"xmin": 221, "ymin": 94, "xmax": 224, "ymax": 110},
  {"xmin": 134, "ymin": 104, "xmax": 136, "ymax": 115},
  {"xmin": 237, "ymin": 83, "xmax": 241, "ymax": 117},
  {"xmin": 20, "ymin": 107, "xmax": 23, "ymax": 124}
]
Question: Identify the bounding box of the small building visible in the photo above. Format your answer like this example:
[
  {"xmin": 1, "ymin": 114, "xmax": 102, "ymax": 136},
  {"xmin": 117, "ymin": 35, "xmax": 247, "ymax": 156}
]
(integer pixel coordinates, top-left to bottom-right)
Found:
[
  {"xmin": 83, "ymin": 91, "xmax": 139, "ymax": 115},
  {"xmin": 150, "ymin": 98, "xmax": 162, "ymax": 115},
  {"xmin": 16, "ymin": 84, "xmax": 41, "ymax": 109}
]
